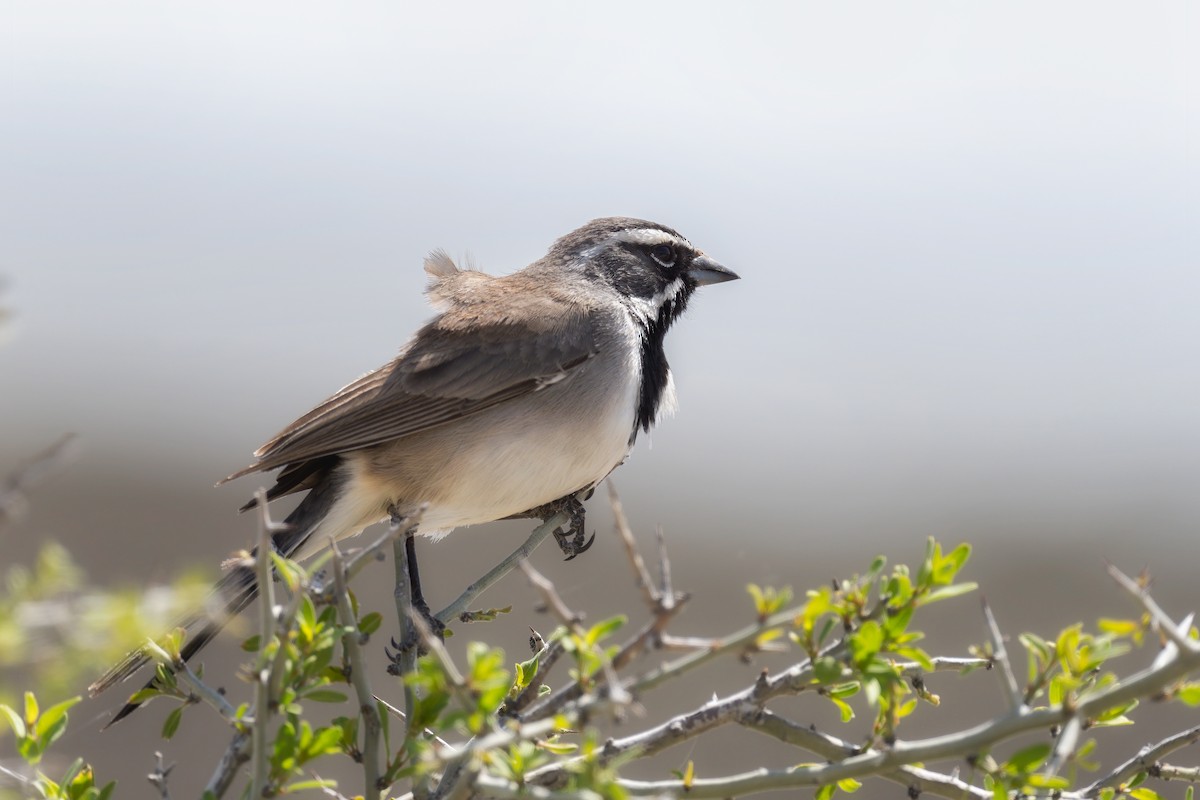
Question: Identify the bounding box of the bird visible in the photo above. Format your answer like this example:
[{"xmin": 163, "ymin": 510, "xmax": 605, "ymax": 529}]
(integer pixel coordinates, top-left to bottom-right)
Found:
[{"xmin": 89, "ymin": 216, "xmax": 739, "ymax": 723}]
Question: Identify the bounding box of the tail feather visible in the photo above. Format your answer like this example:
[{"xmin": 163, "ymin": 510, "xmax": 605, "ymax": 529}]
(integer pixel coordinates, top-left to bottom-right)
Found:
[{"xmin": 90, "ymin": 466, "xmax": 346, "ymax": 726}]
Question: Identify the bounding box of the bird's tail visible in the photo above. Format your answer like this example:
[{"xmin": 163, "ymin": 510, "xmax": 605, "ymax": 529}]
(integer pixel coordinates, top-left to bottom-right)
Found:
[{"xmin": 88, "ymin": 471, "xmax": 345, "ymax": 726}]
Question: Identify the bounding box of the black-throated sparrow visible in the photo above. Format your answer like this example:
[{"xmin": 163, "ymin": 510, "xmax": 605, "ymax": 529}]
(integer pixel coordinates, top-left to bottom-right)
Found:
[{"xmin": 90, "ymin": 216, "xmax": 738, "ymax": 722}]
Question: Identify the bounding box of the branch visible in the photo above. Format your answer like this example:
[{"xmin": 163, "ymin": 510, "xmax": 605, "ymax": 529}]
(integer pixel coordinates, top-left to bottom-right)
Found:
[
  {"xmin": 982, "ymin": 597, "xmax": 1023, "ymax": 710},
  {"xmin": 745, "ymin": 710, "xmax": 991, "ymax": 800},
  {"xmin": 332, "ymin": 539, "xmax": 383, "ymax": 800},
  {"xmin": 1084, "ymin": 723, "xmax": 1200, "ymax": 795},
  {"xmin": 434, "ymin": 511, "xmax": 569, "ymax": 624},
  {"xmin": 1108, "ymin": 564, "xmax": 1200, "ymax": 655},
  {"xmin": 251, "ymin": 488, "xmax": 282, "ymax": 800},
  {"xmin": 146, "ymin": 751, "xmax": 174, "ymax": 800},
  {"xmin": 203, "ymin": 730, "xmax": 251, "ymax": 799},
  {"xmin": 606, "ymin": 483, "xmax": 657, "ymax": 607}
]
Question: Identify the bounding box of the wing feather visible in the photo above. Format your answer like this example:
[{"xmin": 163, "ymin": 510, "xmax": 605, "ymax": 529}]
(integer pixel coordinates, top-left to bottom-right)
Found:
[{"xmin": 223, "ymin": 286, "xmax": 598, "ymax": 482}]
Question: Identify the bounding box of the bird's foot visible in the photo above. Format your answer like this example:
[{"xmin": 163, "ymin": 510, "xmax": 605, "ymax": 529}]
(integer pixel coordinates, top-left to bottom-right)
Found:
[
  {"xmin": 551, "ymin": 496, "xmax": 594, "ymax": 561},
  {"xmin": 386, "ymin": 601, "xmax": 446, "ymax": 673},
  {"xmin": 509, "ymin": 489, "xmax": 596, "ymax": 560}
]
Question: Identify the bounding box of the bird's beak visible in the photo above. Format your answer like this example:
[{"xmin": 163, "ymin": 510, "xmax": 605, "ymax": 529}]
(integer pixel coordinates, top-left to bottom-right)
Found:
[{"xmin": 688, "ymin": 254, "xmax": 740, "ymax": 286}]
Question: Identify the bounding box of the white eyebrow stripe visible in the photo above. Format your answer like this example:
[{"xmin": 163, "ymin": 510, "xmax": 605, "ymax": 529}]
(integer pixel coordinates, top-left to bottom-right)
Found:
[
  {"xmin": 580, "ymin": 227, "xmax": 691, "ymax": 259},
  {"xmin": 609, "ymin": 228, "xmax": 691, "ymax": 247}
]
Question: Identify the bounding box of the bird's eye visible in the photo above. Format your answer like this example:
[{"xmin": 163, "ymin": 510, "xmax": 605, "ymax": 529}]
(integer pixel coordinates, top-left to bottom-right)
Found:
[{"xmin": 650, "ymin": 243, "xmax": 677, "ymax": 267}]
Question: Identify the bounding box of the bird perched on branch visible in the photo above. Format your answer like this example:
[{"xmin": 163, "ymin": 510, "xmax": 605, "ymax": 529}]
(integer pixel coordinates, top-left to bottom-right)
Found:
[{"xmin": 90, "ymin": 216, "xmax": 739, "ymax": 723}]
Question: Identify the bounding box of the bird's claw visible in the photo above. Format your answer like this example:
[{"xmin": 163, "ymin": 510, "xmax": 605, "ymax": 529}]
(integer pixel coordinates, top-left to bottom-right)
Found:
[
  {"xmin": 552, "ymin": 501, "xmax": 594, "ymax": 560},
  {"xmin": 385, "ymin": 604, "xmax": 446, "ymax": 674},
  {"xmin": 557, "ymin": 528, "xmax": 595, "ymax": 560}
]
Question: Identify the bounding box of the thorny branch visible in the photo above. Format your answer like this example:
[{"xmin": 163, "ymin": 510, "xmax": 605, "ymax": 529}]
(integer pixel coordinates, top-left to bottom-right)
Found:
[
  {"xmin": 70, "ymin": 486, "xmax": 1200, "ymax": 800},
  {"xmin": 400, "ymin": 495, "xmax": 1200, "ymax": 800}
]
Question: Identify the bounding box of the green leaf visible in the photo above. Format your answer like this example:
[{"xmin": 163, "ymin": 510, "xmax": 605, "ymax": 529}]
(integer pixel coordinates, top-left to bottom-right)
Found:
[
  {"xmin": 304, "ymin": 726, "xmax": 343, "ymax": 757},
  {"xmin": 359, "ymin": 612, "xmax": 382, "ymax": 635},
  {"xmin": 837, "ymin": 778, "xmax": 862, "ymax": 793},
  {"xmin": 829, "ymin": 696, "xmax": 855, "ymax": 722},
  {"xmin": 1177, "ymin": 683, "xmax": 1200, "ymax": 706},
  {"xmin": 865, "ymin": 556, "xmax": 887, "ymax": 583},
  {"xmin": 850, "ymin": 620, "xmax": 883, "ymax": 665},
  {"xmin": 32, "ymin": 697, "xmax": 80, "ymax": 745},
  {"xmin": 285, "ymin": 779, "xmax": 339, "ymax": 792},
  {"xmin": 515, "ymin": 656, "xmax": 540, "ymax": 691},
  {"xmin": 816, "ymin": 783, "xmax": 837, "ymax": 800},
  {"xmin": 916, "ymin": 537, "xmax": 937, "ymax": 589},
  {"xmin": 127, "ymin": 688, "xmax": 161, "ymax": 705},
  {"xmin": 894, "ymin": 646, "xmax": 934, "ymax": 672},
  {"xmin": 1006, "ymin": 742, "xmax": 1051, "ymax": 773},
  {"xmin": 1097, "ymin": 617, "xmax": 1142, "ymax": 637},
  {"xmin": 1129, "ymin": 788, "xmax": 1164, "ymax": 800},
  {"xmin": 161, "ymin": 707, "xmax": 183, "ymax": 740},
  {"xmin": 862, "ymin": 678, "xmax": 881, "ymax": 707},
  {"xmin": 584, "ymin": 615, "xmax": 627, "ymax": 646},
  {"xmin": 918, "ymin": 582, "xmax": 978, "ymax": 606},
  {"xmin": 303, "ymin": 690, "xmax": 348, "ymax": 703},
  {"xmin": 883, "ymin": 604, "xmax": 915, "ymax": 637},
  {"xmin": 24, "ymin": 692, "xmax": 39, "ymax": 727},
  {"xmin": 813, "ymin": 656, "xmax": 842, "ymax": 684},
  {"xmin": 934, "ymin": 543, "xmax": 971, "ymax": 583},
  {"xmin": 827, "ymin": 682, "xmax": 860, "ymax": 700},
  {"xmin": 0, "ymin": 703, "xmax": 27, "ymax": 739}
]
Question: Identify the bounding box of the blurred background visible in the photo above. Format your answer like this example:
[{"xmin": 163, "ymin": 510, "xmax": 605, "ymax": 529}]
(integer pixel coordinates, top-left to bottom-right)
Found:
[{"xmin": 2, "ymin": 1, "xmax": 1197, "ymax": 796}]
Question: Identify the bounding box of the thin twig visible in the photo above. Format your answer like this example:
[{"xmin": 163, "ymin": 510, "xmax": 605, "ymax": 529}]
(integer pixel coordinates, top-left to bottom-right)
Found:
[
  {"xmin": 655, "ymin": 525, "xmax": 674, "ymax": 605},
  {"xmin": 251, "ymin": 488, "xmax": 279, "ymax": 800},
  {"xmin": 146, "ymin": 751, "xmax": 174, "ymax": 800},
  {"xmin": 1084, "ymin": 723, "xmax": 1200, "ymax": 795},
  {"xmin": 519, "ymin": 560, "xmax": 585, "ymax": 632},
  {"xmin": 374, "ymin": 695, "xmax": 458, "ymax": 751},
  {"xmin": 1045, "ymin": 715, "xmax": 1083, "ymax": 780},
  {"xmin": 745, "ymin": 710, "xmax": 992, "ymax": 800},
  {"xmin": 435, "ymin": 511, "xmax": 570, "ymax": 624},
  {"xmin": 1108, "ymin": 564, "xmax": 1200, "ymax": 655},
  {"xmin": 895, "ymin": 656, "xmax": 991, "ymax": 676},
  {"xmin": 607, "ymin": 483, "xmax": 657, "ymax": 606},
  {"xmin": 626, "ymin": 604, "xmax": 809, "ymax": 695},
  {"xmin": 176, "ymin": 661, "xmax": 241, "ymax": 724},
  {"xmin": 332, "ymin": 538, "xmax": 383, "ymax": 800},
  {"xmin": 982, "ymin": 597, "xmax": 1022, "ymax": 709},
  {"xmin": 204, "ymin": 730, "xmax": 251, "ymax": 799},
  {"xmin": 1155, "ymin": 764, "xmax": 1200, "ymax": 783}
]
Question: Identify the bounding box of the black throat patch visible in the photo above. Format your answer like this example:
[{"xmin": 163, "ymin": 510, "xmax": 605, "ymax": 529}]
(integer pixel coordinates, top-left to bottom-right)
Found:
[{"xmin": 632, "ymin": 289, "xmax": 690, "ymax": 437}]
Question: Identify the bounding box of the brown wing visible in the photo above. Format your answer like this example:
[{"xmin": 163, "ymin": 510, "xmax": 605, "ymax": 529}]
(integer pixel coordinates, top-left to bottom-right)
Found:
[{"xmin": 222, "ymin": 294, "xmax": 598, "ymax": 481}]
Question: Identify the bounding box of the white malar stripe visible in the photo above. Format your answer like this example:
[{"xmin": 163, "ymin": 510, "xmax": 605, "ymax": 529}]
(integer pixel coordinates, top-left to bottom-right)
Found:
[
  {"xmin": 650, "ymin": 276, "xmax": 685, "ymax": 309},
  {"xmin": 623, "ymin": 276, "xmax": 686, "ymax": 326}
]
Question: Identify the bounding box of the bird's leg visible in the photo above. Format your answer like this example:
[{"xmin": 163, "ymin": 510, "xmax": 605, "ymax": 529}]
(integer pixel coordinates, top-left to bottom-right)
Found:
[
  {"xmin": 386, "ymin": 508, "xmax": 445, "ymax": 664},
  {"xmin": 404, "ymin": 528, "xmax": 445, "ymax": 638},
  {"xmin": 512, "ymin": 489, "xmax": 596, "ymax": 560}
]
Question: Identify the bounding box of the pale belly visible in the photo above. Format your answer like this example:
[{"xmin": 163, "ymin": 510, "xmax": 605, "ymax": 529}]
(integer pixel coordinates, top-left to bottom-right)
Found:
[{"xmin": 310, "ymin": 352, "xmax": 641, "ymax": 547}]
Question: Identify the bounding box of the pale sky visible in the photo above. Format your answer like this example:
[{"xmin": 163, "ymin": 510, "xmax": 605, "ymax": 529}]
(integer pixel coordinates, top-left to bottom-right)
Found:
[{"xmin": 3, "ymin": 1, "xmax": 1197, "ymax": 553}]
